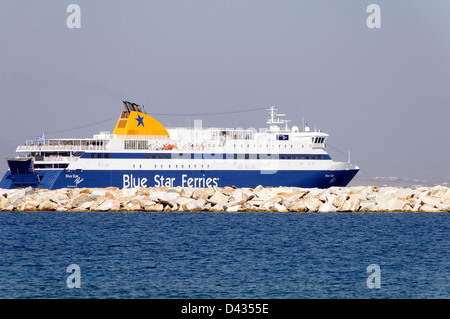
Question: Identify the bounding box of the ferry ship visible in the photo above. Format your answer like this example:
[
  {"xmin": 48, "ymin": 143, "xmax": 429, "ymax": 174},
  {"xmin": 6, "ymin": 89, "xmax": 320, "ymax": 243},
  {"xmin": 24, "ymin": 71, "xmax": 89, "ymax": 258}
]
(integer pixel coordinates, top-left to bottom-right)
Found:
[{"xmin": 0, "ymin": 102, "xmax": 359, "ymax": 190}]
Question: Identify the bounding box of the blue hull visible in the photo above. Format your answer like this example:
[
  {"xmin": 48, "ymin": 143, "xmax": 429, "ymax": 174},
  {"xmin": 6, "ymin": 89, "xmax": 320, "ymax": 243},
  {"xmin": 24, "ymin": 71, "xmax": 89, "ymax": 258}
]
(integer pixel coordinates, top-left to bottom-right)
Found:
[{"xmin": 0, "ymin": 168, "xmax": 359, "ymax": 190}]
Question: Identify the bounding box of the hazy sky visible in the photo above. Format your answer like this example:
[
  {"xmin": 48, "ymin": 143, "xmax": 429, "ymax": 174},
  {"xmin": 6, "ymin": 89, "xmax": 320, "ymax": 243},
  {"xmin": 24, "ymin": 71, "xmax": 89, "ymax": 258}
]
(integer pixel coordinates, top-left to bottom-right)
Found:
[{"xmin": 0, "ymin": 1, "xmax": 449, "ymax": 186}]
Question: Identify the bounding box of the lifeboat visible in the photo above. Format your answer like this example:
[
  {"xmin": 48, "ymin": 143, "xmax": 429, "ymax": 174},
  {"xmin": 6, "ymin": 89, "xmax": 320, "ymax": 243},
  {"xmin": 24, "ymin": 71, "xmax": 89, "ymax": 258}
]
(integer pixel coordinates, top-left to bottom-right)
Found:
[{"xmin": 163, "ymin": 144, "xmax": 176, "ymax": 150}]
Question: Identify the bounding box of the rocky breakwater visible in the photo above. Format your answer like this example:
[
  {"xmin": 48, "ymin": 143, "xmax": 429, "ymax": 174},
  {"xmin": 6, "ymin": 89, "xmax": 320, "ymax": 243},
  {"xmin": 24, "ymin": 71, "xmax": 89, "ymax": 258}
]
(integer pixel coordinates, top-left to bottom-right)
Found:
[{"xmin": 0, "ymin": 185, "xmax": 449, "ymax": 213}]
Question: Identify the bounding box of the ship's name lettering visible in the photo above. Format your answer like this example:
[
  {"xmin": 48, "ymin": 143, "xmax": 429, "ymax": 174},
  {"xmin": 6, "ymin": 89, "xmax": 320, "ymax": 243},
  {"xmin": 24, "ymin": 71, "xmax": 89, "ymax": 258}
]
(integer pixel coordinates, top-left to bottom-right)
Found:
[
  {"xmin": 123, "ymin": 174, "xmax": 148, "ymax": 188},
  {"xmin": 123, "ymin": 174, "xmax": 220, "ymax": 188},
  {"xmin": 155, "ymin": 174, "xmax": 219, "ymax": 188},
  {"xmin": 154, "ymin": 175, "xmax": 175, "ymax": 188},
  {"xmin": 66, "ymin": 174, "xmax": 80, "ymax": 178},
  {"xmin": 181, "ymin": 174, "xmax": 219, "ymax": 188}
]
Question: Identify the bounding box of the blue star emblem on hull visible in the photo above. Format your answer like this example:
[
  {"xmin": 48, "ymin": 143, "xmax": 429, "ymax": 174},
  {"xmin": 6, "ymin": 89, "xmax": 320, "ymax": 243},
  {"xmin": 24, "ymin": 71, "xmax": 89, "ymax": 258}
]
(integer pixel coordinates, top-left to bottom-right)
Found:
[{"xmin": 135, "ymin": 114, "xmax": 144, "ymax": 127}]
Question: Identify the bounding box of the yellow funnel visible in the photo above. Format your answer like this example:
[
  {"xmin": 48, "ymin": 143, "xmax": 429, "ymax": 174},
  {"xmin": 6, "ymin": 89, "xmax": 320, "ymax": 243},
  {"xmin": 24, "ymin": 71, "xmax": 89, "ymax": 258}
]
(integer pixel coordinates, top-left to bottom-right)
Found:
[{"xmin": 112, "ymin": 111, "xmax": 169, "ymax": 137}]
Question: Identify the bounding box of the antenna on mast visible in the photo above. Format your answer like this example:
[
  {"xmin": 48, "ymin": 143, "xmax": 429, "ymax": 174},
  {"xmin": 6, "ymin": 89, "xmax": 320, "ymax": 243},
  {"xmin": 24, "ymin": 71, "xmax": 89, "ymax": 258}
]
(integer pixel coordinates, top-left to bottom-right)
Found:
[
  {"xmin": 284, "ymin": 120, "xmax": 291, "ymax": 132},
  {"xmin": 301, "ymin": 106, "xmax": 305, "ymax": 132}
]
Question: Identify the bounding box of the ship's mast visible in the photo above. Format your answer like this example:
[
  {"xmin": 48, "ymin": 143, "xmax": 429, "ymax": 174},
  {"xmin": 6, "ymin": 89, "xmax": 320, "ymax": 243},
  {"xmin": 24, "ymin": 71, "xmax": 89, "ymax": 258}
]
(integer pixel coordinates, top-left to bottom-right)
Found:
[{"xmin": 267, "ymin": 105, "xmax": 290, "ymax": 132}]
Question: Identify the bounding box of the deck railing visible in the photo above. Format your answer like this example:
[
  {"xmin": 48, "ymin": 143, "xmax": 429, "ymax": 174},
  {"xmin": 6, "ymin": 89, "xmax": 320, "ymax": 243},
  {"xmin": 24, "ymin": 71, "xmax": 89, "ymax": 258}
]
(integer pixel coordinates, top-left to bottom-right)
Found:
[{"xmin": 17, "ymin": 144, "xmax": 108, "ymax": 151}]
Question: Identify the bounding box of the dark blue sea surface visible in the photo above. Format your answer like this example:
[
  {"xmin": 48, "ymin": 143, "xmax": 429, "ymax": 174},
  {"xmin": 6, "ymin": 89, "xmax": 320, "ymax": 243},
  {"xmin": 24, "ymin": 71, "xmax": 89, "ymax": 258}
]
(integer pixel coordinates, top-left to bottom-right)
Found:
[{"xmin": 0, "ymin": 211, "xmax": 448, "ymax": 299}]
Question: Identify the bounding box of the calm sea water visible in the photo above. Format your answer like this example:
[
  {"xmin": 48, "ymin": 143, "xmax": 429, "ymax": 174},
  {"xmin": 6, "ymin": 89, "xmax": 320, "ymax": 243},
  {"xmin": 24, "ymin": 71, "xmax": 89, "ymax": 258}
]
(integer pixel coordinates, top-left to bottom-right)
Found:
[{"xmin": 0, "ymin": 211, "xmax": 448, "ymax": 299}]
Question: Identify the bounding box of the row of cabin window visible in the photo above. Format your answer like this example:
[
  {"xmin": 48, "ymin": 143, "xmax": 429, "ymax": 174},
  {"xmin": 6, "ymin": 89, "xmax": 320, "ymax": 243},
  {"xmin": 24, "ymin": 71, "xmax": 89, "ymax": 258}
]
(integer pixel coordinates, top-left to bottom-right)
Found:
[
  {"xmin": 133, "ymin": 164, "xmax": 212, "ymax": 169},
  {"xmin": 90, "ymin": 153, "xmax": 111, "ymax": 158},
  {"xmin": 89, "ymin": 153, "xmax": 328, "ymax": 160},
  {"xmin": 229, "ymin": 144, "xmax": 317, "ymax": 149},
  {"xmin": 123, "ymin": 143, "xmax": 319, "ymax": 150},
  {"xmin": 34, "ymin": 163, "xmax": 69, "ymax": 169}
]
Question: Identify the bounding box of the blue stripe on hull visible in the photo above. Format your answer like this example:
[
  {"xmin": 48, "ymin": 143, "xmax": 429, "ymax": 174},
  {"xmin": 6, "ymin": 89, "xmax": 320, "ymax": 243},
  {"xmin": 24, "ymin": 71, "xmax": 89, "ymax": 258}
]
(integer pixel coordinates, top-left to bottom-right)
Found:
[
  {"xmin": 0, "ymin": 172, "xmax": 13, "ymax": 189},
  {"xmin": 0, "ymin": 168, "xmax": 359, "ymax": 190}
]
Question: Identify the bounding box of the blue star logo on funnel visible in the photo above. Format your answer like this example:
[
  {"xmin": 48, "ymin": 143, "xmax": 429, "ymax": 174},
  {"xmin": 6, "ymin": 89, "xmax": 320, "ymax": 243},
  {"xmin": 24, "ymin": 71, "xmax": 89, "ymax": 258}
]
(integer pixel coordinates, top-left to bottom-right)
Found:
[{"xmin": 135, "ymin": 114, "xmax": 144, "ymax": 127}]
